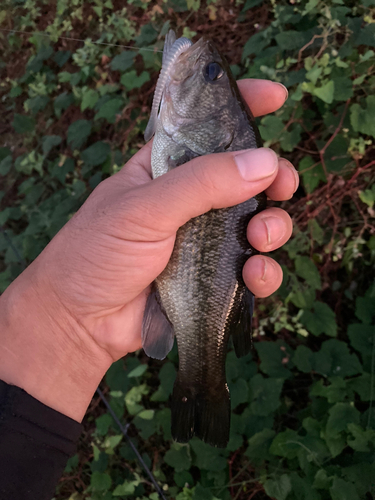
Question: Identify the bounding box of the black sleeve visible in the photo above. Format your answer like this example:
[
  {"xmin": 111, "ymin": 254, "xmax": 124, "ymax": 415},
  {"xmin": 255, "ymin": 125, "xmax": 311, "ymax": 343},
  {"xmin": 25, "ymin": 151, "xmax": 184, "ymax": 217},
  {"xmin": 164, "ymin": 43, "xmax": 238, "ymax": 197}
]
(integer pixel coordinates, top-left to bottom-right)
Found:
[{"xmin": 0, "ymin": 380, "xmax": 83, "ymax": 500}]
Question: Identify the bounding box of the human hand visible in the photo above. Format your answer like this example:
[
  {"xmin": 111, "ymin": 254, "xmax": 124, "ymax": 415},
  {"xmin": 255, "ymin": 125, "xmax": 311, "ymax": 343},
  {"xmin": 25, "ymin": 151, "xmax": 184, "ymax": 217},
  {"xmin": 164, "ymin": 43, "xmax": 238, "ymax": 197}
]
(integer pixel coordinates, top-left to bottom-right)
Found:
[{"xmin": 0, "ymin": 79, "xmax": 297, "ymax": 421}]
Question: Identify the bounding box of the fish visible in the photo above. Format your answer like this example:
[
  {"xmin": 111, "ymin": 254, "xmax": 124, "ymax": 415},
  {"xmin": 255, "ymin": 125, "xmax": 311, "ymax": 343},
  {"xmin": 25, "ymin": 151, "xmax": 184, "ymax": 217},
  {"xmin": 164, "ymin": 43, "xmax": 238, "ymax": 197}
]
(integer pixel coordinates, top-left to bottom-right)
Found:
[{"xmin": 142, "ymin": 29, "xmax": 266, "ymax": 448}]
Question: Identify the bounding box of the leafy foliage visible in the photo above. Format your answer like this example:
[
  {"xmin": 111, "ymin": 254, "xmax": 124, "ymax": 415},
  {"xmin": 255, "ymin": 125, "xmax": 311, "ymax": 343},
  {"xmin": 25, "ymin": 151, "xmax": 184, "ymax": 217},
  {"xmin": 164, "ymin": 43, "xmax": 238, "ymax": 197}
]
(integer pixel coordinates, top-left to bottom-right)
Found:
[{"xmin": 1, "ymin": 0, "xmax": 375, "ymax": 499}]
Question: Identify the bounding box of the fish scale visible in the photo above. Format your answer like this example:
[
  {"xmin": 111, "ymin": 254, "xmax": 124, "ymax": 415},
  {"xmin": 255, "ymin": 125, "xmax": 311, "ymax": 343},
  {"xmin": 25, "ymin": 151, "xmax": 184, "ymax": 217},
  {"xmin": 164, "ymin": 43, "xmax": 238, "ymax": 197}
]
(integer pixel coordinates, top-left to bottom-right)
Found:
[{"xmin": 142, "ymin": 31, "xmax": 266, "ymax": 447}]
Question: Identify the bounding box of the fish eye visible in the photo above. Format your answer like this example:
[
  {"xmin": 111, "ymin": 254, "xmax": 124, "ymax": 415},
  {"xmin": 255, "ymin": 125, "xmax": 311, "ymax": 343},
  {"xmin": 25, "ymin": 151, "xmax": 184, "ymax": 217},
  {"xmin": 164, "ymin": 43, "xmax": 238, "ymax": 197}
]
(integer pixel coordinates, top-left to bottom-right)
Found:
[{"xmin": 204, "ymin": 62, "xmax": 224, "ymax": 82}]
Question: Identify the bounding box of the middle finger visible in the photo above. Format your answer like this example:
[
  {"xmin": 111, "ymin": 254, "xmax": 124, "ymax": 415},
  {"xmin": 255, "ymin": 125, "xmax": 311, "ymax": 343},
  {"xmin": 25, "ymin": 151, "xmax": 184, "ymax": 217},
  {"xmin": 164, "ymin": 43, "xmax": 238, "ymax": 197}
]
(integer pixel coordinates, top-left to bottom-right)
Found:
[{"xmin": 247, "ymin": 207, "xmax": 293, "ymax": 252}]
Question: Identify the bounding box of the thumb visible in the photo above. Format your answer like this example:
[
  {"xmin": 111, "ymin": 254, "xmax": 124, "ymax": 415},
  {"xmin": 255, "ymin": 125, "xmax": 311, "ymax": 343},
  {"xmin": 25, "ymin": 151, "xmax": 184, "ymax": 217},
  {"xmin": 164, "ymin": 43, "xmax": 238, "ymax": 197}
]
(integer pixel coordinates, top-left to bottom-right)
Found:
[{"xmin": 120, "ymin": 147, "xmax": 278, "ymax": 240}]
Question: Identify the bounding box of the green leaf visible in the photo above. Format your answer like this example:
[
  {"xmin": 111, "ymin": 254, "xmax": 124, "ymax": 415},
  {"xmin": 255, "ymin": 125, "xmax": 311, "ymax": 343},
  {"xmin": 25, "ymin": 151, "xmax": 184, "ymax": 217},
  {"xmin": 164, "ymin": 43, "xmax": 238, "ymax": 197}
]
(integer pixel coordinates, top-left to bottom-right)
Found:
[
  {"xmin": 135, "ymin": 24, "xmax": 158, "ymax": 46},
  {"xmin": 190, "ymin": 439, "xmax": 227, "ymax": 471},
  {"xmin": 242, "ymin": 31, "xmax": 268, "ymax": 59},
  {"xmin": 128, "ymin": 364, "xmax": 147, "ymax": 378},
  {"xmin": 124, "ymin": 384, "xmax": 149, "ymax": 415},
  {"xmin": 269, "ymin": 428, "xmax": 302, "ymax": 458},
  {"xmin": 249, "ymin": 374, "xmax": 284, "ymax": 416},
  {"xmin": 243, "ymin": 0, "xmax": 263, "ymax": 11},
  {"xmin": 67, "ymin": 119, "xmax": 92, "ymax": 150},
  {"xmin": 313, "ymin": 80, "xmax": 335, "ymax": 103},
  {"xmin": 326, "ymin": 403, "xmax": 360, "ymax": 437},
  {"xmin": 54, "ymin": 50, "xmax": 71, "ymax": 67},
  {"xmin": 42, "ymin": 135, "xmax": 62, "ymax": 155},
  {"xmin": 245, "ymin": 428, "xmax": 276, "ymax": 462},
  {"xmin": 333, "ymin": 76, "xmax": 353, "ymax": 101},
  {"xmin": 301, "ymin": 302, "xmax": 337, "ymax": 337},
  {"xmin": 329, "ymin": 477, "xmax": 360, "ymax": 500},
  {"xmin": 355, "ymin": 23, "xmax": 375, "ymax": 47},
  {"xmin": 0, "ymin": 147, "xmax": 11, "ymax": 162},
  {"xmin": 290, "ymin": 472, "xmax": 321, "ymax": 500},
  {"xmin": 110, "ymin": 51, "xmax": 135, "ymax": 71},
  {"xmin": 25, "ymin": 95, "xmax": 49, "ymax": 114},
  {"xmin": 289, "ymin": 282, "xmax": 316, "ymax": 309},
  {"xmin": 151, "ymin": 361, "xmax": 176, "ymax": 402},
  {"xmin": 342, "ymin": 463, "xmax": 375, "ymax": 497},
  {"xmin": 103, "ymin": 434, "xmax": 123, "ymax": 451},
  {"xmin": 359, "ymin": 186, "xmax": 375, "ymax": 208},
  {"xmin": 308, "ymin": 219, "xmax": 324, "ymax": 245},
  {"xmin": 12, "ymin": 114, "xmax": 35, "ymax": 134},
  {"xmin": 355, "ymin": 291, "xmax": 375, "ymax": 324},
  {"xmin": 121, "ymin": 70, "xmax": 150, "ymax": 90},
  {"xmin": 90, "ymin": 471, "xmax": 112, "ymax": 491},
  {"xmin": 137, "ymin": 409, "xmax": 154, "ymax": 420},
  {"xmin": 95, "ymin": 98, "xmax": 124, "ymax": 123},
  {"xmin": 259, "ymin": 115, "xmax": 284, "ymax": 142},
  {"xmin": 348, "ymin": 323, "xmax": 375, "ymax": 358},
  {"xmin": 165, "ymin": 444, "xmax": 192, "ymax": 472},
  {"xmin": 174, "ymin": 470, "xmax": 193, "ymax": 488},
  {"xmin": 81, "ymin": 88, "xmax": 99, "ymax": 111},
  {"xmin": 263, "ymin": 474, "xmax": 292, "ymax": 500},
  {"xmin": 54, "ymin": 92, "xmax": 74, "ymax": 116},
  {"xmin": 310, "ymin": 377, "xmax": 347, "ymax": 403},
  {"xmin": 276, "ymin": 30, "xmax": 311, "ymax": 50},
  {"xmin": 228, "ymin": 377, "xmax": 249, "ymax": 408},
  {"xmin": 314, "ymin": 339, "xmax": 362, "ymax": 377},
  {"xmin": 113, "ymin": 480, "xmax": 137, "ymax": 496},
  {"xmin": 95, "ymin": 413, "xmax": 113, "ymax": 436},
  {"xmin": 298, "ymin": 156, "xmax": 326, "ymax": 194},
  {"xmin": 350, "ymin": 96, "xmax": 375, "ymax": 138},
  {"xmin": 0, "ymin": 156, "xmax": 12, "ymax": 176},
  {"xmin": 313, "ymin": 469, "xmax": 331, "ymax": 490},
  {"xmin": 64, "ymin": 453, "xmax": 79, "ymax": 473},
  {"xmin": 347, "ymin": 373, "xmax": 372, "ymax": 401},
  {"xmin": 293, "ymin": 345, "xmax": 314, "ymax": 372},
  {"xmin": 295, "ymin": 256, "xmax": 321, "ymax": 290},
  {"xmin": 81, "ymin": 141, "xmax": 111, "ymax": 167},
  {"xmin": 347, "ymin": 423, "xmax": 375, "ymax": 452},
  {"xmin": 279, "ymin": 124, "xmax": 302, "ymax": 152},
  {"xmin": 255, "ymin": 341, "xmax": 292, "ymax": 378},
  {"xmin": 187, "ymin": 0, "xmax": 200, "ymax": 11}
]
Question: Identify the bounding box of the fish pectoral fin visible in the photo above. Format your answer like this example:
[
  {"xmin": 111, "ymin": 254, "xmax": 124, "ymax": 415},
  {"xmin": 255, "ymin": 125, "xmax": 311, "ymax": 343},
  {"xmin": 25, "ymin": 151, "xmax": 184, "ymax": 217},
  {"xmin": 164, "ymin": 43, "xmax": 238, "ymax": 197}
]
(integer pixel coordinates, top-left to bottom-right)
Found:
[
  {"xmin": 141, "ymin": 284, "xmax": 175, "ymax": 360},
  {"xmin": 231, "ymin": 287, "xmax": 254, "ymax": 358}
]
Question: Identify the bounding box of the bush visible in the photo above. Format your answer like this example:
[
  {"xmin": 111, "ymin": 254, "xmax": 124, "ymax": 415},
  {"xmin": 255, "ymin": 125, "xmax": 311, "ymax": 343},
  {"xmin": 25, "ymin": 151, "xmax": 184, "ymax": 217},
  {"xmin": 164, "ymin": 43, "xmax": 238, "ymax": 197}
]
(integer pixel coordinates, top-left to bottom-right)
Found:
[{"xmin": 1, "ymin": 0, "xmax": 374, "ymax": 499}]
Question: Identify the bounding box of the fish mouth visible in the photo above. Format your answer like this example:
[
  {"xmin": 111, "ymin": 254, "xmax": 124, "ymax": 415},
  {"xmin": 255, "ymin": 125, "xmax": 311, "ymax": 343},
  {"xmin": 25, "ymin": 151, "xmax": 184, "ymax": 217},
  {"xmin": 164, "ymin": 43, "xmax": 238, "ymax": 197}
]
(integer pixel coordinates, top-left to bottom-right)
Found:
[{"xmin": 171, "ymin": 37, "xmax": 212, "ymax": 81}]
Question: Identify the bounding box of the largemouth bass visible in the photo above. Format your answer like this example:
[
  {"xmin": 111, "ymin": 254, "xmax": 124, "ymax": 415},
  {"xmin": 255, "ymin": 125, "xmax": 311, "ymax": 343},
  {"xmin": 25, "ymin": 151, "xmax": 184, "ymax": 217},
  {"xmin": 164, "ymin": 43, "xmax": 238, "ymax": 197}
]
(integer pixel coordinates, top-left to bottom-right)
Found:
[{"xmin": 142, "ymin": 30, "xmax": 266, "ymax": 448}]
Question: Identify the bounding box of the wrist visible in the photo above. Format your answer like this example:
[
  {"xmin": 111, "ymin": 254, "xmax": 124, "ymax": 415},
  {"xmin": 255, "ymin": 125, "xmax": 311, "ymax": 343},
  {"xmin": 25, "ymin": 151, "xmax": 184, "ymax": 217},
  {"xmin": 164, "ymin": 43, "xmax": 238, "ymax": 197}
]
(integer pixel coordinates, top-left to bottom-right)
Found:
[{"xmin": 0, "ymin": 259, "xmax": 112, "ymax": 422}]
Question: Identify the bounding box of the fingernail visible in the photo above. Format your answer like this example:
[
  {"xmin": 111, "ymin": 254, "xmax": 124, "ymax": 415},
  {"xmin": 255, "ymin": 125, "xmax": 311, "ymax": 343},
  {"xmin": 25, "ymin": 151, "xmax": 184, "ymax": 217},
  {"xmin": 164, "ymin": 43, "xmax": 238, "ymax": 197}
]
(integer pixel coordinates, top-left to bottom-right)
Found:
[
  {"xmin": 260, "ymin": 257, "xmax": 267, "ymax": 282},
  {"xmin": 280, "ymin": 159, "xmax": 299, "ymax": 193},
  {"xmin": 235, "ymin": 148, "xmax": 278, "ymax": 182},
  {"xmin": 275, "ymin": 82, "xmax": 288, "ymax": 102},
  {"xmin": 261, "ymin": 216, "xmax": 286, "ymax": 247}
]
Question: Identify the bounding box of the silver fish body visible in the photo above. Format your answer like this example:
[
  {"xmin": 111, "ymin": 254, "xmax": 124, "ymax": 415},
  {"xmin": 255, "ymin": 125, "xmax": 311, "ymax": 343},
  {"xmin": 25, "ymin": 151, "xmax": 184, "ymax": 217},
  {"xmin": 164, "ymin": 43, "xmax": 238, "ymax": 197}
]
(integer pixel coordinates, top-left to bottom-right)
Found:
[{"xmin": 142, "ymin": 31, "xmax": 266, "ymax": 447}]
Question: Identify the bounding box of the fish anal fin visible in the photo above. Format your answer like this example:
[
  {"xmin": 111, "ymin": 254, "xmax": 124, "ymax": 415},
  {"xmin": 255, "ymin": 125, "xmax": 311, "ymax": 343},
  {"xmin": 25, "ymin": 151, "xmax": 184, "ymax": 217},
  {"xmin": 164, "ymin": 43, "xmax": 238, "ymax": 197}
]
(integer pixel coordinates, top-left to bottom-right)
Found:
[
  {"xmin": 141, "ymin": 284, "xmax": 175, "ymax": 360},
  {"xmin": 230, "ymin": 287, "xmax": 254, "ymax": 358},
  {"xmin": 171, "ymin": 376, "xmax": 230, "ymax": 448}
]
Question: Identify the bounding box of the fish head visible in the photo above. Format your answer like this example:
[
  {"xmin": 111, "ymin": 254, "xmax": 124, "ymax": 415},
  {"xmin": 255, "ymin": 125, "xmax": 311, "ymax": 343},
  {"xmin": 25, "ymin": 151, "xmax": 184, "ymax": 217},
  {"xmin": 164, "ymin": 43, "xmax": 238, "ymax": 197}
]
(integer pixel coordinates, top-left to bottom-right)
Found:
[
  {"xmin": 160, "ymin": 36, "xmax": 240, "ymax": 153},
  {"xmin": 165, "ymin": 36, "xmax": 234, "ymax": 116}
]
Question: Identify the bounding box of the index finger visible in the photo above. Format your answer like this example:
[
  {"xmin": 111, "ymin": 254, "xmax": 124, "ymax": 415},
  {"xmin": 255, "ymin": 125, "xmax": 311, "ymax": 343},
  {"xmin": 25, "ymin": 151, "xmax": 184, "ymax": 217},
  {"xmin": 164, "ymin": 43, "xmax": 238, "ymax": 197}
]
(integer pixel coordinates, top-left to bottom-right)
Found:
[{"xmin": 237, "ymin": 79, "xmax": 288, "ymax": 117}]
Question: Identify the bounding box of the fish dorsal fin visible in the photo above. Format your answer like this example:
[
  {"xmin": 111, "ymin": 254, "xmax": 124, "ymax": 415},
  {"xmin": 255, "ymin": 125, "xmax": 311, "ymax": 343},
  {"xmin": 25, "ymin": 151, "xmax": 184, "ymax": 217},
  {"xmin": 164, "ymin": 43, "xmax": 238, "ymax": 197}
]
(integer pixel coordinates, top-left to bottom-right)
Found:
[
  {"xmin": 162, "ymin": 29, "xmax": 176, "ymax": 66},
  {"xmin": 144, "ymin": 30, "xmax": 192, "ymax": 142},
  {"xmin": 142, "ymin": 283, "xmax": 175, "ymax": 360}
]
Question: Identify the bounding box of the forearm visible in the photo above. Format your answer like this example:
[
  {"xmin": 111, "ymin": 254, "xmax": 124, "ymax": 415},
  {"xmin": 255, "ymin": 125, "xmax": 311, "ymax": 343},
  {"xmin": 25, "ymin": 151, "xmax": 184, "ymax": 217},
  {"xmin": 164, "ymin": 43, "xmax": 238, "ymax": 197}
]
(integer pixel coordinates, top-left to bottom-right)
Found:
[{"xmin": 0, "ymin": 258, "xmax": 112, "ymax": 422}]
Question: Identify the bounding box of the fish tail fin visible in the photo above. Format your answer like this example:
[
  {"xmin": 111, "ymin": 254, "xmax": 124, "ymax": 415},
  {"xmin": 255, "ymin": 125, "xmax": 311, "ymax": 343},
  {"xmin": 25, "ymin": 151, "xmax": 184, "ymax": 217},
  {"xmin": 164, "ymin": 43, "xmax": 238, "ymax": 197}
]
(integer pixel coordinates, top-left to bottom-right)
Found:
[{"xmin": 171, "ymin": 375, "xmax": 230, "ymax": 448}]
